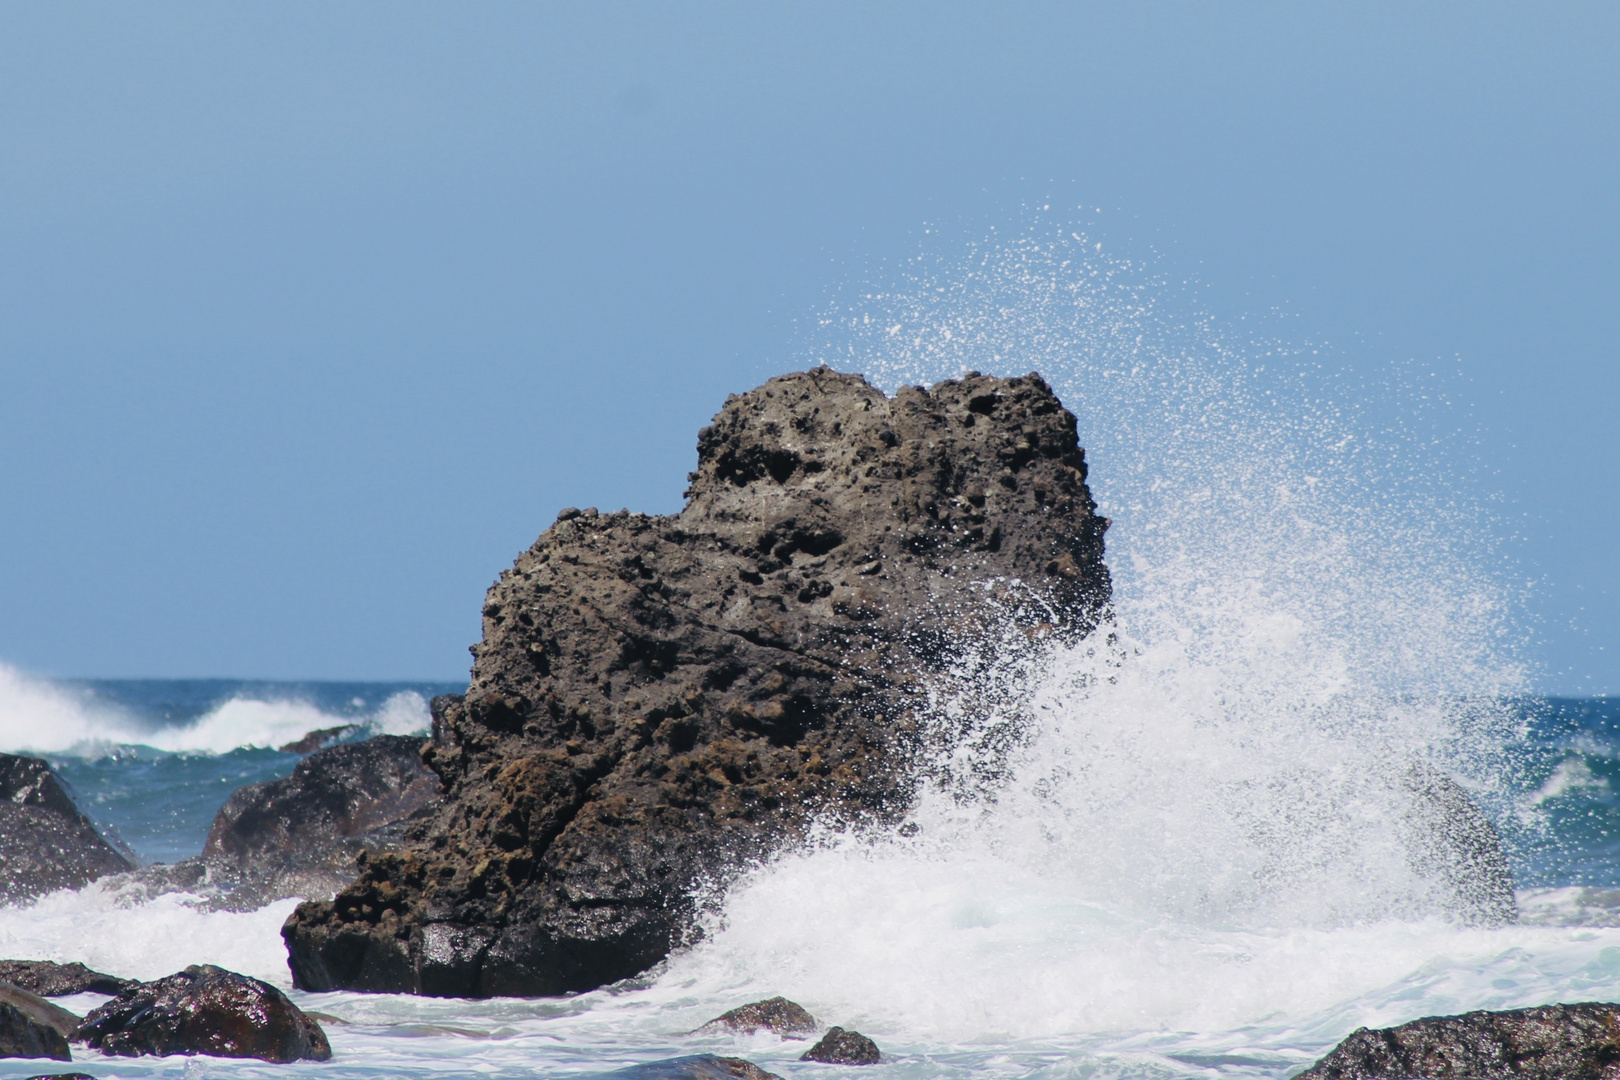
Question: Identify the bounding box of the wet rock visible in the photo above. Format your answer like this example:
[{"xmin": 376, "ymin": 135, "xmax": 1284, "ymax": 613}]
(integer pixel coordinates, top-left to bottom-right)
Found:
[
  {"xmin": 1296, "ymin": 1002, "xmax": 1620, "ymax": 1079},
  {"xmin": 284, "ymin": 369, "xmax": 1113, "ymax": 997},
  {"xmin": 72, "ymin": 964, "xmax": 331, "ymax": 1063},
  {"xmin": 0, "ymin": 982, "xmax": 80, "ymax": 1038},
  {"xmin": 1402, "ymin": 762, "xmax": 1517, "ymax": 926},
  {"xmin": 699, "ymin": 997, "xmax": 818, "ymax": 1036},
  {"xmin": 20, "ymin": 1074, "xmax": 93, "ymax": 1079},
  {"xmin": 608, "ymin": 1055, "xmax": 783, "ymax": 1080},
  {"xmin": 801, "ymin": 1027, "xmax": 880, "ymax": 1065},
  {"xmin": 0, "ymin": 961, "xmax": 135, "ymax": 997},
  {"xmin": 201, "ymin": 733, "xmax": 442, "ymax": 897},
  {"xmin": 0, "ymin": 754, "xmax": 136, "ymax": 903},
  {"xmin": 0, "ymin": 1001, "xmax": 71, "ymax": 1061},
  {"xmin": 105, "ymin": 733, "xmax": 443, "ymax": 911}
]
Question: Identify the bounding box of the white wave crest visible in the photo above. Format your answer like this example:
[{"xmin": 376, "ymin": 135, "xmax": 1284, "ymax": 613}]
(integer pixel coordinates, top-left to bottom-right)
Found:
[{"xmin": 0, "ymin": 660, "xmax": 431, "ymax": 755}]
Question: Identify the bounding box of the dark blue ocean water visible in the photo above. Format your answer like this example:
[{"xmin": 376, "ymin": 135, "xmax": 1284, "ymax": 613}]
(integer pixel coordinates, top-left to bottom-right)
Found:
[{"xmin": 43, "ymin": 679, "xmax": 460, "ymax": 864}]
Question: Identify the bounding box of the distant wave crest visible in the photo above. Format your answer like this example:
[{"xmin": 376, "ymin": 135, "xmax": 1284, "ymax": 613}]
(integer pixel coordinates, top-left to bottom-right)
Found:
[{"xmin": 0, "ymin": 661, "xmax": 430, "ymax": 756}]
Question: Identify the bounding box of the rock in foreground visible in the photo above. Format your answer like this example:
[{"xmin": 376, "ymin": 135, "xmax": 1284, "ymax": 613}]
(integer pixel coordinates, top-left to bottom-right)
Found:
[
  {"xmin": 0, "ymin": 754, "xmax": 135, "ymax": 903},
  {"xmin": 0, "ymin": 961, "xmax": 135, "ymax": 997},
  {"xmin": 609, "ymin": 1056, "xmax": 782, "ymax": 1080},
  {"xmin": 801, "ymin": 1027, "xmax": 881, "ymax": 1065},
  {"xmin": 72, "ymin": 965, "xmax": 331, "ymax": 1063},
  {"xmin": 283, "ymin": 369, "xmax": 1112, "ymax": 997},
  {"xmin": 0, "ymin": 1001, "xmax": 71, "ymax": 1061},
  {"xmin": 0, "ymin": 983, "xmax": 79, "ymax": 1039},
  {"xmin": 699, "ymin": 997, "xmax": 818, "ymax": 1036},
  {"xmin": 1297, "ymin": 1002, "xmax": 1620, "ymax": 1079}
]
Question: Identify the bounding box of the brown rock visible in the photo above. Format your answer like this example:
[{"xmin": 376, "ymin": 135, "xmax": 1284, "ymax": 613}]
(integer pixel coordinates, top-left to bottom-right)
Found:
[
  {"xmin": 699, "ymin": 996, "xmax": 818, "ymax": 1035},
  {"xmin": 71, "ymin": 964, "xmax": 331, "ymax": 1063},
  {"xmin": 801, "ymin": 1026, "xmax": 881, "ymax": 1064},
  {"xmin": 0, "ymin": 754, "xmax": 136, "ymax": 903},
  {"xmin": 282, "ymin": 368, "xmax": 1111, "ymax": 997},
  {"xmin": 1296, "ymin": 1002, "xmax": 1620, "ymax": 1079}
]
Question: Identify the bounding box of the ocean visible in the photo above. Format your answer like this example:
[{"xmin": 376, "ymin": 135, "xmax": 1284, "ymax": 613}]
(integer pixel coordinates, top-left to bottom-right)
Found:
[
  {"xmin": 1, "ymin": 677, "xmax": 1619, "ymax": 1080},
  {"xmin": 1, "ymin": 220, "xmax": 1608, "ymax": 1078}
]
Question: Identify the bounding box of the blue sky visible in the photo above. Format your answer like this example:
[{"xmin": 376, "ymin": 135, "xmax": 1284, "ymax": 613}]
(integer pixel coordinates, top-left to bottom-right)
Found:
[{"xmin": 0, "ymin": 3, "xmax": 1614, "ymax": 690}]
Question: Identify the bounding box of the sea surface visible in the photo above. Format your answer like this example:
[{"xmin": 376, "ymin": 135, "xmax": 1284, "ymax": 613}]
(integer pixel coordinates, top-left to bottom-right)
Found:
[{"xmin": 0, "ymin": 678, "xmax": 1618, "ymax": 1080}]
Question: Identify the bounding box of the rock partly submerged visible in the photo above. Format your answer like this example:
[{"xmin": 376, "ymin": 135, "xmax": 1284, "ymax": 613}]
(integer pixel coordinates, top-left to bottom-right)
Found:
[
  {"xmin": 282, "ymin": 368, "xmax": 1114, "ymax": 997},
  {"xmin": 801, "ymin": 1027, "xmax": 881, "ymax": 1065},
  {"xmin": 699, "ymin": 997, "xmax": 819, "ymax": 1036},
  {"xmin": 1296, "ymin": 1002, "xmax": 1620, "ymax": 1080},
  {"xmin": 72, "ymin": 964, "xmax": 331, "ymax": 1063},
  {"xmin": 0, "ymin": 754, "xmax": 136, "ymax": 904},
  {"xmin": 109, "ymin": 733, "xmax": 442, "ymax": 911}
]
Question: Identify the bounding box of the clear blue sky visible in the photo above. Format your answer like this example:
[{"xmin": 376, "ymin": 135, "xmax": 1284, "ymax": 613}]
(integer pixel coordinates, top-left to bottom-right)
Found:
[{"xmin": 0, "ymin": 3, "xmax": 1614, "ymax": 691}]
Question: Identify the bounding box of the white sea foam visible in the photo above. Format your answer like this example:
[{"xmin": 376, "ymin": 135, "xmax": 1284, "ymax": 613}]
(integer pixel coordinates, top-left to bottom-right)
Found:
[
  {"xmin": 621, "ymin": 214, "xmax": 1547, "ymax": 1051},
  {"xmin": 0, "ymin": 883, "xmax": 299, "ymax": 985},
  {"xmin": 0, "ymin": 659, "xmax": 430, "ymax": 755}
]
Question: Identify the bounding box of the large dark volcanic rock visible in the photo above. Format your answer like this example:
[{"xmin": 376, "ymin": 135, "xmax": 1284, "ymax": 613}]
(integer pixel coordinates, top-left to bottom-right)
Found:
[
  {"xmin": 1296, "ymin": 1002, "xmax": 1620, "ymax": 1079},
  {"xmin": 283, "ymin": 368, "xmax": 1112, "ymax": 996},
  {"xmin": 71, "ymin": 964, "xmax": 331, "ymax": 1063},
  {"xmin": 0, "ymin": 754, "xmax": 135, "ymax": 903}
]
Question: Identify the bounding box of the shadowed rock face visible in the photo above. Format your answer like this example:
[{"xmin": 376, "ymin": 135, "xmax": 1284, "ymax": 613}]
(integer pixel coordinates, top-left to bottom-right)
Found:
[
  {"xmin": 200, "ymin": 734, "xmax": 443, "ymax": 900},
  {"xmin": 0, "ymin": 1001, "xmax": 71, "ymax": 1062},
  {"xmin": 72, "ymin": 965, "xmax": 330, "ymax": 1063},
  {"xmin": 1296, "ymin": 1003, "xmax": 1620, "ymax": 1079},
  {"xmin": 0, "ymin": 755, "xmax": 135, "ymax": 903},
  {"xmin": 282, "ymin": 368, "xmax": 1112, "ymax": 997}
]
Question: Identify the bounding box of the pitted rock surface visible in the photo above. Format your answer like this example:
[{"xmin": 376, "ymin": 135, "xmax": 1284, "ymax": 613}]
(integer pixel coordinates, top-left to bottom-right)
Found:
[
  {"xmin": 71, "ymin": 965, "xmax": 330, "ymax": 1063},
  {"xmin": 282, "ymin": 368, "xmax": 1111, "ymax": 997},
  {"xmin": 0, "ymin": 754, "xmax": 135, "ymax": 903}
]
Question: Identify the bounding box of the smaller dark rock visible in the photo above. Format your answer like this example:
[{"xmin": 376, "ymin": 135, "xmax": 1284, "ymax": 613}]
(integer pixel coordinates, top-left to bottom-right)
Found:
[
  {"xmin": 0, "ymin": 754, "xmax": 136, "ymax": 903},
  {"xmin": 72, "ymin": 964, "xmax": 331, "ymax": 1063},
  {"xmin": 0, "ymin": 961, "xmax": 135, "ymax": 997},
  {"xmin": 279, "ymin": 724, "xmax": 360, "ymax": 754},
  {"xmin": 0, "ymin": 1002, "xmax": 71, "ymax": 1061},
  {"xmin": 21, "ymin": 1073, "xmax": 94, "ymax": 1079},
  {"xmin": 610, "ymin": 1055, "xmax": 782, "ymax": 1080},
  {"xmin": 1297, "ymin": 1002, "xmax": 1620, "ymax": 1079},
  {"xmin": 0, "ymin": 982, "xmax": 79, "ymax": 1038},
  {"xmin": 699, "ymin": 997, "xmax": 818, "ymax": 1036},
  {"xmin": 801, "ymin": 1027, "xmax": 880, "ymax": 1065}
]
